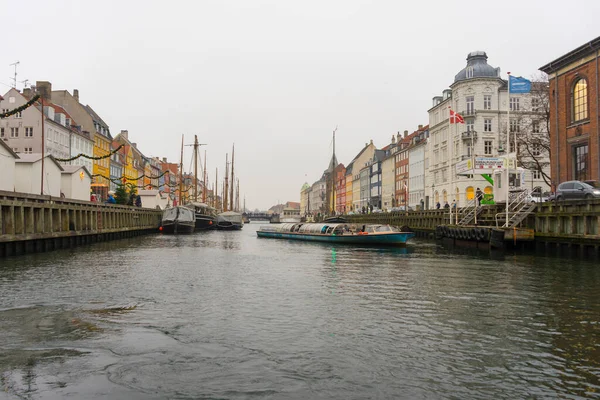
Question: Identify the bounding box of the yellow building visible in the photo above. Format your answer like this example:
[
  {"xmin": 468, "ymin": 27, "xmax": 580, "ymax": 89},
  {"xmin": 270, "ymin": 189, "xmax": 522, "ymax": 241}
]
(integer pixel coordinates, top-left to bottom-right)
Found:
[{"xmin": 345, "ymin": 165, "xmax": 353, "ymax": 212}]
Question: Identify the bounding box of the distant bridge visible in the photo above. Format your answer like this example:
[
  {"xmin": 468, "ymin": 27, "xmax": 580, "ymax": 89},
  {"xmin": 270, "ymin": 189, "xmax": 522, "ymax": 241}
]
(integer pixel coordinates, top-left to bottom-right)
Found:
[{"xmin": 243, "ymin": 212, "xmax": 280, "ymax": 222}]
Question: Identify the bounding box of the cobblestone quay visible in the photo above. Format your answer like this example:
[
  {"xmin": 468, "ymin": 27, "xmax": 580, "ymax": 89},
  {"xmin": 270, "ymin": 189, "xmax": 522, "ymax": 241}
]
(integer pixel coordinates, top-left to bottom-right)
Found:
[{"xmin": 0, "ymin": 190, "xmax": 162, "ymax": 257}]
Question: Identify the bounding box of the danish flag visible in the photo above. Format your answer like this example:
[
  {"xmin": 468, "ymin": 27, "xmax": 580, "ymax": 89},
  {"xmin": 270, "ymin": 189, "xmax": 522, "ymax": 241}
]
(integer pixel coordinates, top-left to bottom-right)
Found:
[{"xmin": 449, "ymin": 109, "xmax": 465, "ymax": 124}]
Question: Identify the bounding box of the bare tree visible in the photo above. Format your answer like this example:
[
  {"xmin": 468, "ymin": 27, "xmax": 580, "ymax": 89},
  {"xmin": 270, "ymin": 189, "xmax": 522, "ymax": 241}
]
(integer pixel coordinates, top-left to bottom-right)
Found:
[{"xmin": 516, "ymin": 73, "xmax": 552, "ymax": 187}]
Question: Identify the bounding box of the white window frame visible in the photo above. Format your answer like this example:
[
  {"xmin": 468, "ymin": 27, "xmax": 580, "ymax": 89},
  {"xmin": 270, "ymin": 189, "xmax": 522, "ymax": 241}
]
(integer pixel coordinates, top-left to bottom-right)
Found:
[{"xmin": 484, "ymin": 119, "xmax": 492, "ymax": 132}]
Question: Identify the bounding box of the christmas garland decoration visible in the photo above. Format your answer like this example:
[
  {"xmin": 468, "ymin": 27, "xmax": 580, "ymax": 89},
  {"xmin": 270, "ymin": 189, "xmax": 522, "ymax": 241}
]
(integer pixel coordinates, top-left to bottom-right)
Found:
[
  {"xmin": 0, "ymin": 95, "xmax": 41, "ymax": 119},
  {"xmin": 91, "ymin": 173, "xmax": 193, "ymax": 193},
  {"xmin": 55, "ymin": 144, "xmax": 125, "ymax": 162}
]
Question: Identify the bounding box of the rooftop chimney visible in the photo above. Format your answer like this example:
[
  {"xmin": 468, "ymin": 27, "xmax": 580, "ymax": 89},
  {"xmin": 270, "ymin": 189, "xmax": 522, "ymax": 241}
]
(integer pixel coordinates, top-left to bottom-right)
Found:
[
  {"xmin": 36, "ymin": 81, "xmax": 52, "ymax": 101},
  {"xmin": 418, "ymin": 124, "xmax": 423, "ymax": 130},
  {"xmin": 370, "ymin": 139, "xmax": 373, "ymax": 145},
  {"xmin": 73, "ymin": 89, "xmax": 79, "ymax": 102},
  {"xmin": 162, "ymin": 157, "xmax": 167, "ymax": 163},
  {"xmin": 22, "ymin": 88, "xmax": 31, "ymax": 98},
  {"xmin": 120, "ymin": 129, "xmax": 128, "ymax": 140},
  {"xmin": 391, "ymin": 135, "xmax": 396, "ymax": 144},
  {"xmin": 404, "ymin": 130, "xmax": 408, "ymax": 138}
]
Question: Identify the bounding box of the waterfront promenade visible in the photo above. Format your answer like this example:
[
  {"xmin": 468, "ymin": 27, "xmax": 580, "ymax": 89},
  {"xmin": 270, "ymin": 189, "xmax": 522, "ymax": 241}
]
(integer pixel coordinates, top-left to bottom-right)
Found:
[{"xmin": 0, "ymin": 190, "xmax": 161, "ymax": 257}]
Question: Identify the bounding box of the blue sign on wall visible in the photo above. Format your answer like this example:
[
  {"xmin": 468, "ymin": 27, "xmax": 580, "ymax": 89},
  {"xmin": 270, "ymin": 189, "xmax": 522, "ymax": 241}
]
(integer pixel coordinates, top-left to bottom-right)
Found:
[{"xmin": 509, "ymin": 76, "xmax": 531, "ymax": 93}]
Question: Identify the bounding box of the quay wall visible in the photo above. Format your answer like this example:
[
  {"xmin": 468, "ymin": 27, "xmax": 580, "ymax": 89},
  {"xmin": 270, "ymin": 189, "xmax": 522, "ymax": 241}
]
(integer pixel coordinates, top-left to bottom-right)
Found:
[
  {"xmin": 0, "ymin": 190, "xmax": 162, "ymax": 258},
  {"xmin": 345, "ymin": 200, "xmax": 600, "ymax": 245}
]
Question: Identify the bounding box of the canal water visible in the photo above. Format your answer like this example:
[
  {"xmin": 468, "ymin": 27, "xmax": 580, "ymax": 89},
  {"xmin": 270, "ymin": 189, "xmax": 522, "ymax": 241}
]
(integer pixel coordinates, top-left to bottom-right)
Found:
[{"xmin": 1, "ymin": 223, "xmax": 599, "ymax": 399}]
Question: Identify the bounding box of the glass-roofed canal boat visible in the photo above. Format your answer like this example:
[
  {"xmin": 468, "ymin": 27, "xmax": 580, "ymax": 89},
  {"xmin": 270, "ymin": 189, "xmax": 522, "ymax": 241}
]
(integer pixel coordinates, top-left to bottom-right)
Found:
[{"xmin": 256, "ymin": 223, "xmax": 415, "ymax": 246}]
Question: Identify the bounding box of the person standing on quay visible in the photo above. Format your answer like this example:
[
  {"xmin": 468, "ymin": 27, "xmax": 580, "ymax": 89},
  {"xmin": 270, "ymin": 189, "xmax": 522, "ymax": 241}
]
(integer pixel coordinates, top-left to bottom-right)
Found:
[{"xmin": 476, "ymin": 188, "xmax": 483, "ymax": 206}]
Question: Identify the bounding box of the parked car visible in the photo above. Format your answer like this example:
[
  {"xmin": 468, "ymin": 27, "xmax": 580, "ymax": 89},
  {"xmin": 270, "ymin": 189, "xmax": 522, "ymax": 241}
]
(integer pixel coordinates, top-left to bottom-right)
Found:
[{"xmin": 555, "ymin": 180, "xmax": 600, "ymax": 201}]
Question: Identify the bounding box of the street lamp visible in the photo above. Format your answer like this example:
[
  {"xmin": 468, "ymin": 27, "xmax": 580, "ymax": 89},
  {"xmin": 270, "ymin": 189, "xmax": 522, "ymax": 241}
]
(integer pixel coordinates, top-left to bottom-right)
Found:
[{"xmin": 431, "ymin": 183, "xmax": 435, "ymax": 209}]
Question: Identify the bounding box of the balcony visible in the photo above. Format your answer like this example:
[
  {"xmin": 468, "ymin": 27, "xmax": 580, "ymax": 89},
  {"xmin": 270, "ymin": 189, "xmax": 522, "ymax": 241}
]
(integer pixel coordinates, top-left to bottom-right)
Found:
[
  {"xmin": 461, "ymin": 131, "xmax": 478, "ymax": 140},
  {"xmin": 460, "ymin": 109, "xmax": 476, "ymax": 117}
]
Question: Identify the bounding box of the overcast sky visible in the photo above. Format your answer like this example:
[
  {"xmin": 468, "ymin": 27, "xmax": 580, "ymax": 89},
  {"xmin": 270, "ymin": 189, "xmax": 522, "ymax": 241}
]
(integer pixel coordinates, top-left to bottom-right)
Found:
[{"xmin": 2, "ymin": 0, "xmax": 599, "ymax": 209}]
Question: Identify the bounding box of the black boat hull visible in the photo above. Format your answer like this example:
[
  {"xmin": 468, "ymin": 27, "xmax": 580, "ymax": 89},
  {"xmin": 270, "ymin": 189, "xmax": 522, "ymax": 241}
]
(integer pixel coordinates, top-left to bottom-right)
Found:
[
  {"xmin": 161, "ymin": 221, "xmax": 195, "ymax": 234},
  {"xmin": 195, "ymin": 215, "xmax": 217, "ymax": 230},
  {"xmin": 215, "ymin": 222, "xmax": 243, "ymax": 230}
]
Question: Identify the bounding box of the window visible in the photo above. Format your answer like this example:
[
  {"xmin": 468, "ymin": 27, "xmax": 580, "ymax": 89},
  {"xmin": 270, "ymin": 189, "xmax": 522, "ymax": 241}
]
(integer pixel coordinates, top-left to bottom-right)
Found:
[
  {"xmin": 25, "ymin": 127, "xmax": 33, "ymax": 137},
  {"xmin": 572, "ymin": 78, "xmax": 588, "ymax": 122},
  {"xmin": 1, "ymin": 108, "xmax": 8, "ymax": 114},
  {"xmin": 484, "ymin": 140, "xmax": 493, "ymax": 155},
  {"xmin": 510, "ymin": 119, "xmax": 520, "ymax": 133},
  {"xmin": 15, "ymin": 111, "xmax": 22, "ymax": 118},
  {"xmin": 532, "ymin": 143, "xmax": 541, "ymax": 156},
  {"xmin": 10, "ymin": 127, "xmax": 18, "ymax": 138},
  {"xmin": 532, "ymin": 97, "xmax": 540, "ymax": 111},
  {"xmin": 532, "ymin": 120, "xmax": 540, "ymax": 133},
  {"xmin": 532, "ymin": 170, "xmax": 541, "ymax": 179},
  {"xmin": 466, "ymin": 120, "xmax": 474, "ymax": 132},
  {"xmin": 510, "ymin": 97, "xmax": 520, "ymax": 111},
  {"xmin": 484, "ymin": 95, "xmax": 491, "ymax": 110},
  {"xmin": 466, "ymin": 96, "xmax": 474, "ymax": 115},
  {"xmin": 484, "ymin": 119, "xmax": 492, "ymax": 132},
  {"xmin": 0, "ymin": 127, "xmax": 3, "ymax": 137},
  {"xmin": 466, "ymin": 66, "xmax": 474, "ymax": 78},
  {"xmin": 24, "ymin": 147, "xmax": 33, "ymax": 154},
  {"xmin": 573, "ymin": 144, "xmax": 589, "ymax": 181}
]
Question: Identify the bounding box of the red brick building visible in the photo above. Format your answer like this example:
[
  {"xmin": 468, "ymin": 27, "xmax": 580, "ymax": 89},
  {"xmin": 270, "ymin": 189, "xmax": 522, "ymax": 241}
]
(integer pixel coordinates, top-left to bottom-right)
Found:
[{"xmin": 540, "ymin": 36, "xmax": 600, "ymax": 187}]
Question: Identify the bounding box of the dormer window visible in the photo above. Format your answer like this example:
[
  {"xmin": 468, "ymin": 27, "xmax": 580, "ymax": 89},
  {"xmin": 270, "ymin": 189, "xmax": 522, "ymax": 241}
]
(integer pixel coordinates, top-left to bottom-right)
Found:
[{"xmin": 466, "ymin": 66, "xmax": 474, "ymax": 78}]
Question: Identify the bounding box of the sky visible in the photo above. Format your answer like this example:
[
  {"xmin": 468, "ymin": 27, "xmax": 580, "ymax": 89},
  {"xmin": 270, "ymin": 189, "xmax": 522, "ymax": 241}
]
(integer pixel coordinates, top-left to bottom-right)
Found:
[{"xmin": 2, "ymin": 0, "xmax": 599, "ymax": 210}]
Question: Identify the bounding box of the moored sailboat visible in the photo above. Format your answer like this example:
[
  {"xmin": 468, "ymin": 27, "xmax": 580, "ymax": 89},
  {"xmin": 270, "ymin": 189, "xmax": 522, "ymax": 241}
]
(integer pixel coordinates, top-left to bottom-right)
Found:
[
  {"xmin": 216, "ymin": 211, "xmax": 244, "ymax": 230},
  {"xmin": 161, "ymin": 206, "xmax": 196, "ymax": 234},
  {"xmin": 161, "ymin": 135, "xmax": 196, "ymax": 234},
  {"xmin": 184, "ymin": 135, "xmax": 217, "ymax": 230}
]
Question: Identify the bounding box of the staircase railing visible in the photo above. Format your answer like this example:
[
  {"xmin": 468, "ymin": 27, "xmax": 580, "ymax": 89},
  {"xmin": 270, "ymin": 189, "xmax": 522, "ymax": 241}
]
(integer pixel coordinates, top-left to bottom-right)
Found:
[
  {"xmin": 457, "ymin": 199, "xmax": 484, "ymax": 226},
  {"xmin": 495, "ymin": 189, "xmax": 538, "ymax": 228}
]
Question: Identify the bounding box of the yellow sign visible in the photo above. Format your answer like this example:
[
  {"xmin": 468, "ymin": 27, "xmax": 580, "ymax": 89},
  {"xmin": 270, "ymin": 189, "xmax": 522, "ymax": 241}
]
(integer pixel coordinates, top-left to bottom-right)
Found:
[{"xmin": 80, "ymin": 171, "xmax": 85, "ymax": 180}]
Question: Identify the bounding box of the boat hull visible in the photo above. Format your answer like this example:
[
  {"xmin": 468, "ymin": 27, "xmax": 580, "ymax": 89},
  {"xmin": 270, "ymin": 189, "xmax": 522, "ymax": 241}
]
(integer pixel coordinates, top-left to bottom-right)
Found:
[
  {"xmin": 256, "ymin": 231, "xmax": 414, "ymax": 245},
  {"xmin": 195, "ymin": 215, "xmax": 217, "ymax": 230},
  {"xmin": 161, "ymin": 221, "xmax": 195, "ymax": 234},
  {"xmin": 215, "ymin": 222, "xmax": 243, "ymax": 231}
]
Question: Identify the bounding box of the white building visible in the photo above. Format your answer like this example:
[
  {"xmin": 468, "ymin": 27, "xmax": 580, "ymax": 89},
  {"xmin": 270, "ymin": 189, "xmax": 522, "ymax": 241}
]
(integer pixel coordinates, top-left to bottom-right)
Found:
[
  {"xmin": 61, "ymin": 165, "xmax": 92, "ymax": 201},
  {"xmin": 427, "ymin": 51, "xmax": 550, "ymax": 207},
  {"xmin": 14, "ymin": 154, "xmax": 64, "ymax": 197},
  {"xmin": 0, "ymin": 140, "xmax": 18, "ymax": 191},
  {"xmin": 408, "ymin": 130, "xmax": 428, "ymax": 209},
  {"xmin": 137, "ymin": 189, "xmax": 168, "ymax": 209},
  {"xmin": 0, "ymin": 86, "xmax": 93, "ymax": 172}
]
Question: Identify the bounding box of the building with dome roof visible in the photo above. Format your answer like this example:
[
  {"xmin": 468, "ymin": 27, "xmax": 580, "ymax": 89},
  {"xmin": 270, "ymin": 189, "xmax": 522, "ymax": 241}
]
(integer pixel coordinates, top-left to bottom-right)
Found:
[{"xmin": 425, "ymin": 51, "xmax": 550, "ymax": 209}]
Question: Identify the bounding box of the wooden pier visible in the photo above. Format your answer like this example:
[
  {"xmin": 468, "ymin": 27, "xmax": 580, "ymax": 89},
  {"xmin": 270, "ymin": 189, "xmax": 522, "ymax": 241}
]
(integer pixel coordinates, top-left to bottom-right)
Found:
[{"xmin": 0, "ymin": 190, "xmax": 162, "ymax": 258}]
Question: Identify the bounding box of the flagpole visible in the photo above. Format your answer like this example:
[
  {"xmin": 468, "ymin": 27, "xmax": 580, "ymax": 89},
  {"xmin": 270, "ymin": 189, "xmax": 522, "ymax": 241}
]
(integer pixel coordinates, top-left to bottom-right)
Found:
[
  {"xmin": 506, "ymin": 72, "xmax": 511, "ymax": 227},
  {"xmin": 449, "ymin": 106, "xmax": 453, "ymax": 225}
]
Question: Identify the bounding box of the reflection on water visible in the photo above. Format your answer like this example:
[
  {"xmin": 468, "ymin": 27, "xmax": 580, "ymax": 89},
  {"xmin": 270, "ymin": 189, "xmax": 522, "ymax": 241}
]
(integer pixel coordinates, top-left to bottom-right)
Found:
[{"xmin": 0, "ymin": 227, "xmax": 599, "ymax": 399}]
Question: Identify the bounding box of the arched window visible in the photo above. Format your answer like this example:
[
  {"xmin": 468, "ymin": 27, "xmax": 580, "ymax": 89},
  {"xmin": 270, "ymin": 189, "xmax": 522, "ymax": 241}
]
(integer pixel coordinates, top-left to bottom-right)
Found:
[
  {"xmin": 573, "ymin": 78, "xmax": 588, "ymax": 122},
  {"xmin": 466, "ymin": 186, "xmax": 475, "ymax": 200}
]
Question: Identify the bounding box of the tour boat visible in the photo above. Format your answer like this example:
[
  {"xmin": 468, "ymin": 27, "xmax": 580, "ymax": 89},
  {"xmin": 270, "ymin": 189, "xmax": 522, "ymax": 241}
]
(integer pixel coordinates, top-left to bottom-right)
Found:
[
  {"xmin": 216, "ymin": 211, "xmax": 244, "ymax": 230},
  {"xmin": 161, "ymin": 206, "xmax": 196, "ymax": 234},
  {"xmin": 256, "ymin": 223, "xmax": 414, "ymax": 245}
]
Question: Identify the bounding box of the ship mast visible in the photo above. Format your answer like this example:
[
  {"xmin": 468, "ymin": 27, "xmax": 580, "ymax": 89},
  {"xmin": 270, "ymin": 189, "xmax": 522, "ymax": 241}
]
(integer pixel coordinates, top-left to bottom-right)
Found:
[
  {"xmin": 229, "ymin": 144, "xmax": 235, "ymax": 212},
  {"xmin": 215, "ymin": 167, "xmax": 218, "ymax": 209},
  {"xmin": 179, "ymin": 135, "xmax": 184, "ymax": 206},
  {"xmin": 203, "ymin": 150, "xmax": 207, "ymax": 203},
  {"xmin": 331, "ymin": 127, "xmax": 337, "ymax": 215},
  {"xmin": 224, "ymin": 153, "xmax": 229, "ymax": 212},
  {"xmin": 193, "ymin": 135, "xmax": 198, "ymax": 202}
]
